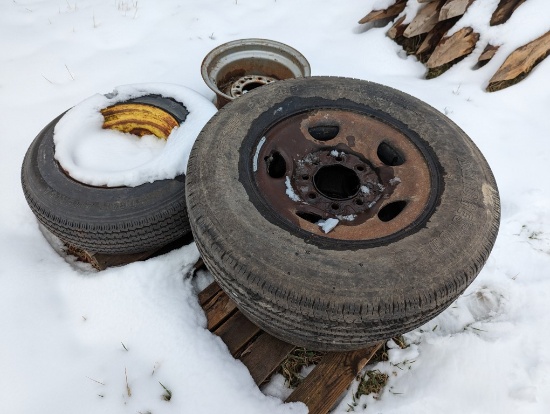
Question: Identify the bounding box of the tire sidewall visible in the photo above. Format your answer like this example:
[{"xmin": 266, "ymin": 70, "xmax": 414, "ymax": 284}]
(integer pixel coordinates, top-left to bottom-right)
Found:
[
  {"xmin": 22, "ymin": 99, "xmax": 188, "ymax": 254},
  {"xmin": 187, "ymin": 77, "xmax": 500, "ymax": 349}
]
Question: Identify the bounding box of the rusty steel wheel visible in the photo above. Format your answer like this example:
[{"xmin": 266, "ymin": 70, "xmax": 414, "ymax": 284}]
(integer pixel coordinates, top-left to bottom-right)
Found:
[
  {"xmin": 100, "ymin": 97, "xmax": 184, "ymax": 139},
  {"xmin": 22, "ymin": 94, "xmax": 193, "ymax": 255},
  {"xmin": 186, "ymin": 77, "xmax": 500, "ymax": 351}
]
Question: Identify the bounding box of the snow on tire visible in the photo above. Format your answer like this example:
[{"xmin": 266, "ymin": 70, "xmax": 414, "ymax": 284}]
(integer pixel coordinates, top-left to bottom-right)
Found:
[
  {"xmin": 186, "ymin": 76, "xmax": 500, "ymax": 351},
  {"xmin": 21, "ymin": 84, "xmax": 216, "ymax": 255}
]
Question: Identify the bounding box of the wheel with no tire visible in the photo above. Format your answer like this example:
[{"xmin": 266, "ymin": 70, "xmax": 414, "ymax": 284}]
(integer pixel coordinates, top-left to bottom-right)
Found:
[
  {"xmin": 186, "ymin": 77, "xmax": 500, "ymax": 351},
  {"xmin": 22, "ymin": 91, "xmax": 207, "ymax": 255}
]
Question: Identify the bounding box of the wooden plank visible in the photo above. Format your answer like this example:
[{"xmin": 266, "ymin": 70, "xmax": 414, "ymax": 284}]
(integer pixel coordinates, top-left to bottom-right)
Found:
[
  {"xmin": 358, "ymin": 0, "xmax": 406, "ymax": 24},
  {"xmin": 439, "ymin": 0, "xmax": 475, "ymax": 21},
  {"xmin": 426, "ymin": 26, "xmax": 479, "ymax": 68},
  {"xmin": 213, "ymin": 311, "xmax": 261, "ymax": 357},
  {"xmin": 63, "ymin": 232, "xmax": 194, "ymax": 271},
  {"xmin": 403, "ymin": 0, "xmax": 446, "ymax": 38},
  {"xmin": 487, "ymin": 30, "xmax": 550, "ymax": 92},
  {"xmin": 198, "ymin": 281, "xmax": 222, "ymax": 306},
  {"xmin": 240, "ymin": 333, "xmax": 296, "ymax": 386},
  {"xmin": 285, "ymin": 343, "xmax": 383, "ymax": 414},
  {"xmin": 203, "ymin": 288, "xmax": 239, "ymax": 330},
  {"xmin": 490, "ymin": 0, "xmax": 527, "ymax": 26},
  {"xmin": 65, "ymin": 244, "xmax": 159, "ymax": 271}
]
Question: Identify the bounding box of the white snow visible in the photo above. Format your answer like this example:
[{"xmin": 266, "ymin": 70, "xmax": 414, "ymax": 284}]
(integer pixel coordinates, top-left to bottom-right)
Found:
[
  {"xmin": 3, "ymin": 0, "xmax": 550, "ymax": 413},
  {"xmin": 54, "ymin": 83, "xmax": 217, "ymax": 187},
  {"xmin": 337, "ymin": 214, "xmax": 357, "ymax": 222},
  {"xmin": 389, "ymin": 177, "xmax": 402, "ymax": 186},
  {"xmin": 285, "ymin": 176, "xmax": 301, "ymax": 202},
  {"xmin": 317, "ymin": 218, "xmax": 340, "ymax": 234},
  {"xmin": 253, "ymin": 136, "xmax": 266, "ymax": 172}
]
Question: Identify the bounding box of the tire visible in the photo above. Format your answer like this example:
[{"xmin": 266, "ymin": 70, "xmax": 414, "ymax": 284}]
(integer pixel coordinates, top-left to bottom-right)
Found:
[
  {"xmin": 22, "ymin": 95, "xmax": 191, "ymax": 255},
  {"xmin": 186, "ymin": 76, "xmax": 500, "ymax": 351}
]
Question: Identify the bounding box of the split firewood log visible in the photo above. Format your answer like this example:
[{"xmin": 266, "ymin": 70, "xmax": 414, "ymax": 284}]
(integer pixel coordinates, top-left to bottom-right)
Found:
[
  {"xmin": 358, "ymin": 0, "xmax": 407, "ymax": 24},
  {"xmin": 477, "ymin": 44, "xmax": 499, "ymax": 68},
  {"xmin": 426, "ymin": 27, "xmax": 479, "ymax": 68},
  {"xmin": 403, "ymin": 0, "xmax": 447, "ymax": 38},
  {"xmin": 487, "ymin": 30, "xmax": 550, "ymax": 91},
  {"xmin": 439, "ymin": 0, "xmax": 475, "ymax": 21},
  {"xmin": 416, "ymin": 18, "xmax": 459, "ymax": 60},
  {"xmin": 490, "ymin": 0, "xmax": 527, "ymax": 26},
  {"xmin": 387, "ymin": 15, "xmax": 408, "ymax": 40}
]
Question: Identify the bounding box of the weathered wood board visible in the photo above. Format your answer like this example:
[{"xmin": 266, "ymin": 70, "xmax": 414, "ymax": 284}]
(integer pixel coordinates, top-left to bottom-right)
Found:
[{"xmin": 200, "ymin": 281, "xmax": 383, "ymax": 414}]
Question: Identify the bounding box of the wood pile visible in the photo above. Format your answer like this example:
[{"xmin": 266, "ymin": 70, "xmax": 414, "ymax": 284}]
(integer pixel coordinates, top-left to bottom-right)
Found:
[{"xmin": 359, "ymin": 0, "xmax": 550, "ymax": 91}]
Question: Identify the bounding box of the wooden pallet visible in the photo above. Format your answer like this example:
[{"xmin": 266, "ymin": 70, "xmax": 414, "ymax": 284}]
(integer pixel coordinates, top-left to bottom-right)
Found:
[
  {"xmin": 65, "ymin": 239, "xmax": 383, "ymax": 413},
  {"xmin": 198, "ymin": 281, "xmax": 382, "ymax": 414}
]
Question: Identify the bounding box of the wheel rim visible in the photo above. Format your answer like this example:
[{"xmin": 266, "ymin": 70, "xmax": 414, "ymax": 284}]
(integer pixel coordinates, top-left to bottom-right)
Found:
[
  {"xmin": 101, "ymin": 103, "xmax": 179, "ymax": 139},
  {"xmin": 252, "ymin": 109, "xmax": 432, "ymax": 241},
  {"xmin": 201, "ymin": 38, "xmax": 311, "ymax": 108}
]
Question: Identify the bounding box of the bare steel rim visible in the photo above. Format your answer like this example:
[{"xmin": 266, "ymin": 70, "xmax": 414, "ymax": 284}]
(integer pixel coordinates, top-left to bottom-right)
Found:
[
  {"xmin": 201, "ymin": 38, "xmax": 311, "ymax": 108},
  {"xmin": 252, "ymin": 109, "xmax": 432, "ymax": 241}
]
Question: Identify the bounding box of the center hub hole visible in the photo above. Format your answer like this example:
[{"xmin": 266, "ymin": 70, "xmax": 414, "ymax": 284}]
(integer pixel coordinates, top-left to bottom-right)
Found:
[
  {"xmin": 313, "ymin": 165, "xmax": 360, "ymax": 200},
  {"xmin": 242, "ymin": 81, "xmax": 265, "ymax": 93}
]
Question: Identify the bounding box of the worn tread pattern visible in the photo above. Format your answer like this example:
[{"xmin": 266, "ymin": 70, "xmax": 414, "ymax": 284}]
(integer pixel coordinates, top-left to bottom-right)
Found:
[
  {"xmin": 21, "ymin": 100, "xmax": 190, "ymax": 255},
  {"xmin": 186, "ymin": 76, "xmax": 500, "ymax": 351}
]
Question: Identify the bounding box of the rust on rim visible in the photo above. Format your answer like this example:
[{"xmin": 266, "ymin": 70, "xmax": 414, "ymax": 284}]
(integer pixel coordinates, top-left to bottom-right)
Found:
[
  {"xmin": 229, "ymin": 75, "xmax": 277, "ymax": 98},
  {"xmin": 201, "ymin": 38, "xmax": 311, "ymax": 108},
  {"xmin": 253, "ymin": 109, "xmax": 431, "ymax": 241},
  {"xmin": 101, "ymin": 103, "xmax": 179, "ymax": 139}
]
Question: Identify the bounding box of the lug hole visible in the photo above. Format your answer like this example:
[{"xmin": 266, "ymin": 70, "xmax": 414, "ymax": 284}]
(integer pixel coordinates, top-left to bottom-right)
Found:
[
  {"xmin": 331, "ymin": 203, "xmax": 340, "ymax": 210},
  {"xmin": 308, "ymin": 125, "xmax": 340, "ymax": 141},
  {"xmin": 266, "ymin": 151, "xmax": 286, "ymax": 178},
  {"xmin": 301, "ymin": 174, "xmax": 310, "ymax": 180},
  {"xmin": 378, "ymin": 201, "xmax": 407, "ymax": 222},
  {"xmin": 335, "ymin": 156, "xmax": 343, "ymax": 162},
  {"xmin": 308, "ymin": 193, "xmax": 317, "ymax": 199},
  {"xmin": 356, "ymin": 165, "xmax": 365, "ymax": 172},
  {"xmin": 377, "ymin": 142, "xmax": 405, "ymax": 166},
  {"xmin": 354, "ymin": 199, "xmax": 364, "ymax": 206}
]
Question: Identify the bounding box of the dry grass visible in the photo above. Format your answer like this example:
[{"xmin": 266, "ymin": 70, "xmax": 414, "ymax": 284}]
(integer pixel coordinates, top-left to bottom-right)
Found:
[
  {"xmin": 279, "ymin": 347, "xmax": 325, "ymax": 388},
  {"xmin": 355, "ymin": 369, "xmax": 389, "ymax": 399}
]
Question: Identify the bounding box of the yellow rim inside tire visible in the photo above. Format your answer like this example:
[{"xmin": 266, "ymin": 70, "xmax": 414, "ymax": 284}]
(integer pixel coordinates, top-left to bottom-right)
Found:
[{"xmin": 101, "ymin": 103, "xmax": 179, "ymax": 139}]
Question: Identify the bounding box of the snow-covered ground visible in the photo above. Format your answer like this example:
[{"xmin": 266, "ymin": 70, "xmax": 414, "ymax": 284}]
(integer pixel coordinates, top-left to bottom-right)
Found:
[{"xmin": 2, "ymin": 1, "xmax": 550, "ymax": 413}]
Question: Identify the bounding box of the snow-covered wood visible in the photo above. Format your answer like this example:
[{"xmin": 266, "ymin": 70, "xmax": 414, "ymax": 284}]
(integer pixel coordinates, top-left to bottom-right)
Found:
[
  {"xmin": 403, "ymin": 0, "xmax": 445, "ymax": 38},
  {"xmin": 387, "ymin": 15, "xmax": 408, "ymax": 40},
  {"xmin": 488, "ymin": 30, "xmax": 550, "ymax": 91},
  {"xmin": 490, "ymin": 0, "xmax": 527, "ymax": 26},
  {"xmin": 375, "ymin": 0, "xmax": 545, "ymax": 85},
  {"xmin": 199, "ymin": 280, "xmax": 382, "ymax": 413},
  {"xmin": 416, "ymin": 19, "xmax": 458, "ymax": 57},
  {"xmin": 477, "ymin": 44, "xmax": 499, "ymax": 67},
  {"xmin": 439, "ymin": 0, "xmax": 475, "ymax": 21},
  {"xmin": 426, "ymin": 27, "xmax": 479, "ymax": 68},
  {"xmin": 358, "ymin": 0, "xmax": 406, "ymax": 24},
  {"xmin": 286, "ymin": 344, "xmax": 382, "ymax": 414}
]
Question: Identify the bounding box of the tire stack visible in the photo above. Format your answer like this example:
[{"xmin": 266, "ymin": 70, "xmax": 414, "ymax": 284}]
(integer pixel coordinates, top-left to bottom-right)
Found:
[
  {"xmin": 21, "ymin": 90, "xmax": 205, "ymax": 256},
  {"xmin": 22, "ymin": 77, "xmax": 500, "ymax": 352}
]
